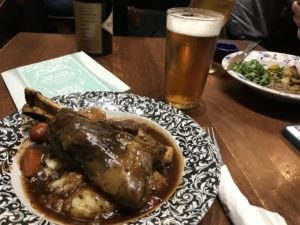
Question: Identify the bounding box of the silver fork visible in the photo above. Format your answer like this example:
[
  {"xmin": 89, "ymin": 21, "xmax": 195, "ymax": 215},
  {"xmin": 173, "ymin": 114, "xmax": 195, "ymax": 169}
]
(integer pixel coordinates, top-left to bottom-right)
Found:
[
  {"xmin": 204, "ymin": 127, "xmax": 225, "ymax": 166},
  {"xmin": 226, "ymin": 41, "xmax": 259, "ymax": 70}
]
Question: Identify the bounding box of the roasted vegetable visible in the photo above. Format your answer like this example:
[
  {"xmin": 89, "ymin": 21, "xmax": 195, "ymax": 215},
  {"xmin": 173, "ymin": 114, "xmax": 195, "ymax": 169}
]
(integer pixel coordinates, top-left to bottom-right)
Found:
[{"xmin": 20, "ymin": 145, "xmax": 44, "ymax": 177}]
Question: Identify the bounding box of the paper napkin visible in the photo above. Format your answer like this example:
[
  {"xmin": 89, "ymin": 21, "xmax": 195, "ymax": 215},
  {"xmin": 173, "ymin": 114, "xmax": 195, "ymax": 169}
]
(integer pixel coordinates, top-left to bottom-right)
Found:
[
  {"xmin": 2, "ymin": 51, "xmax": 130, "ymax": 110},
  {"xmin": 218, "ymin": 165, "xmax": 287, "ymax": 225}
]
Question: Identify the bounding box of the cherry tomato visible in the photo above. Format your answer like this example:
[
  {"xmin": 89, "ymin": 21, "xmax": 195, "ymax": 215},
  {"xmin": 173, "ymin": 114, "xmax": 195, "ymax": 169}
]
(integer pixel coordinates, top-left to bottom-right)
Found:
[{"xmin": 29, "ymin": 123, "xmax": 48, "ymax": 143}]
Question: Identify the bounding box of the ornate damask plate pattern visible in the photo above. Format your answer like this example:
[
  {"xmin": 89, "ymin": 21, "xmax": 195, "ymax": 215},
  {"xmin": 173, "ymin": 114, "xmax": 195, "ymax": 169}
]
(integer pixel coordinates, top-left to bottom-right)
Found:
[
  {"xmin": 0, "ymin": 92, "xmax": 221, "ymax": 225},
  {"xmin": 222, "ymin": 51, "xmax": 300, "ymax": 102}
]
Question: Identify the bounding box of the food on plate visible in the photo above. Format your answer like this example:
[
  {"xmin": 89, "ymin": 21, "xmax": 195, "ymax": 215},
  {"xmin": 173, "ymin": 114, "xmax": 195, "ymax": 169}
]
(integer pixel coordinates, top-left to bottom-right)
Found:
[
  {"xmin": 232, "ymin": 59, "xmax": 300, "ymax": 94},
  {"xmin": 17, "ymin": 88, "xmax": 184, "ymax": 224}
]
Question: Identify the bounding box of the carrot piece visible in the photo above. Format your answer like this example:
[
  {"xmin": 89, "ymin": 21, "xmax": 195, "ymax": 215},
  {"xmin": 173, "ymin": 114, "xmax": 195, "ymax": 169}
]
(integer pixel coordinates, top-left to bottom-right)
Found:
[{"xmin": 20, "ymin": 146, "xmax": 44, "ymax": 178}]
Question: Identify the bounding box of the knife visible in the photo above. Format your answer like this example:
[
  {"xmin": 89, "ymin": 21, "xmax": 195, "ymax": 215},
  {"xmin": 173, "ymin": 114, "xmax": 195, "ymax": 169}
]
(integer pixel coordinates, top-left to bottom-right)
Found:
[{"xmin": 226, "ymin": 42, "xmax": 259, "ymax": 70}]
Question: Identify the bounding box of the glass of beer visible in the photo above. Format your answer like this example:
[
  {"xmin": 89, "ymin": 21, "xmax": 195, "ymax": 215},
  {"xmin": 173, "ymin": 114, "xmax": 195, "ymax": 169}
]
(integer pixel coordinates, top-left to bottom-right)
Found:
[
  {"xmin": 190, "ymin": 0, "xmax": 236, "ymax": 25},
  {"xmin": 190, "ymin": 0, "xmax": 236, "ymax": 73},
  {"xmin": 165, "ymin": 8, "xmax": 224, "ymax": 109}
]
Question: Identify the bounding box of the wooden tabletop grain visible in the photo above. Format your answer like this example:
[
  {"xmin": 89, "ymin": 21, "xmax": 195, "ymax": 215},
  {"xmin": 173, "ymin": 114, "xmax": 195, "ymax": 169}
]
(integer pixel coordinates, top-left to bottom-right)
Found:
[{"xmin": 0, "ymin": 33, "xmax": 299, "ymax": 225}]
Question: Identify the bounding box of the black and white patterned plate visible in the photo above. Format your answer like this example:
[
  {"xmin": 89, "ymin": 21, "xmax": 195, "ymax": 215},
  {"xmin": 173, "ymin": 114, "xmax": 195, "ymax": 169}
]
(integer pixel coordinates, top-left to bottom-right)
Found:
[{"xmin": 0, "ymin": 92, "xmax": 221, "ymax": 225}]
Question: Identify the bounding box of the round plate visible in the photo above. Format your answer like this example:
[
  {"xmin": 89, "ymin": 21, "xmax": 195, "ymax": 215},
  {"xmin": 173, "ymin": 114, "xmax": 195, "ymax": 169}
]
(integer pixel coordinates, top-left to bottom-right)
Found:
[
  {"xmin": 0, "ymin": 92, "xmax": 221, "ymax": 225},
  {"xmin": 222, "ymin": 51, "xmax": 300, "ymax": 102}
]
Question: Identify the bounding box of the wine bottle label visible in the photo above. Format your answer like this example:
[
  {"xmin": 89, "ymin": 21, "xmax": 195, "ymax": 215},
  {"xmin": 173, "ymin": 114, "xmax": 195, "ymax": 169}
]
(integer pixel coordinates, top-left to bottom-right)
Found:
[
  {"xmin": 74, "ymin": 1, "xmax": 112, "ymax": 54},
  {"xmin": 102, "ymin": 11, "xmax": 113, "ymax": 34}
]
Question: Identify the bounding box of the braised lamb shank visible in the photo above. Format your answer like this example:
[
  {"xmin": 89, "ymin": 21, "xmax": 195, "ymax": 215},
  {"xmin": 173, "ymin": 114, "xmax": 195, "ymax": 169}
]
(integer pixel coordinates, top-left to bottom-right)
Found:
[
  {"xmin": 47, "ymin": 109, "xmax": 161, "ymax": 209},
  {"xmin": 22, "ymin": 88, "xmax": 172, "ymax": 210}
]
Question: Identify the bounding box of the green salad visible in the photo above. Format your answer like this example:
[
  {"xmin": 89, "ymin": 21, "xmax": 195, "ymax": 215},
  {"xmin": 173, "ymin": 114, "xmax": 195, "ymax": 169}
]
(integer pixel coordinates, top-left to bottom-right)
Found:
[{"xmin": 232, "ymin": 60, "xmax": 274, "ymax": 86}]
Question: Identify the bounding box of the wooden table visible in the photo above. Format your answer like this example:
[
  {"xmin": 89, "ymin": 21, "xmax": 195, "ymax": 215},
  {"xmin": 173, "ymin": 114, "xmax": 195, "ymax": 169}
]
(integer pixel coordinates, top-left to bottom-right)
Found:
[{"xmin": 0, "ymin": 33, "xmax": 299, "ymax": 225}]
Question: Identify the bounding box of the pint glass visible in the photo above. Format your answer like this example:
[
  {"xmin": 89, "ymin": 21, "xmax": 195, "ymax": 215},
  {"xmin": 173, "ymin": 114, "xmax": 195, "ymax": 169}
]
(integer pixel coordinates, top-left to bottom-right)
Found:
[
  {"xmin": 190, "ymin": 0, "xmax": 236, "ymax": 25},
  {"xmin": 165, "ymin": 8, "xmax": 224, "ymax": 109}
]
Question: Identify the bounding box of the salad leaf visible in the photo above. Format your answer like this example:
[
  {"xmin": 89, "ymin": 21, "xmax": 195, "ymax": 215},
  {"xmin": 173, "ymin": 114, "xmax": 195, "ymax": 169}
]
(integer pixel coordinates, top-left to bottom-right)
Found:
[{"xmin": 232, "ymin": 59, "xmax": 271, "ymax": 86}]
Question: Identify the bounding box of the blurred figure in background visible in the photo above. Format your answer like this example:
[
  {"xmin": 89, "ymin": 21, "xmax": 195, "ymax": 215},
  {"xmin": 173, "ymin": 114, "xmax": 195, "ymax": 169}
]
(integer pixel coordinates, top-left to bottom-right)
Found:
[{"xmin": 226, "ymin": 0, "xmax": 300, "ymax": 55}]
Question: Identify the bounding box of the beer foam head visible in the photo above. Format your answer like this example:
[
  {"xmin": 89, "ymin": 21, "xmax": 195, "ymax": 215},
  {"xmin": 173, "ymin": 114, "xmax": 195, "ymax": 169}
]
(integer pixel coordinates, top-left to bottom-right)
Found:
[{"xmin": 167, "ymin": 8, "xmax": 224, "ymax": 37}]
